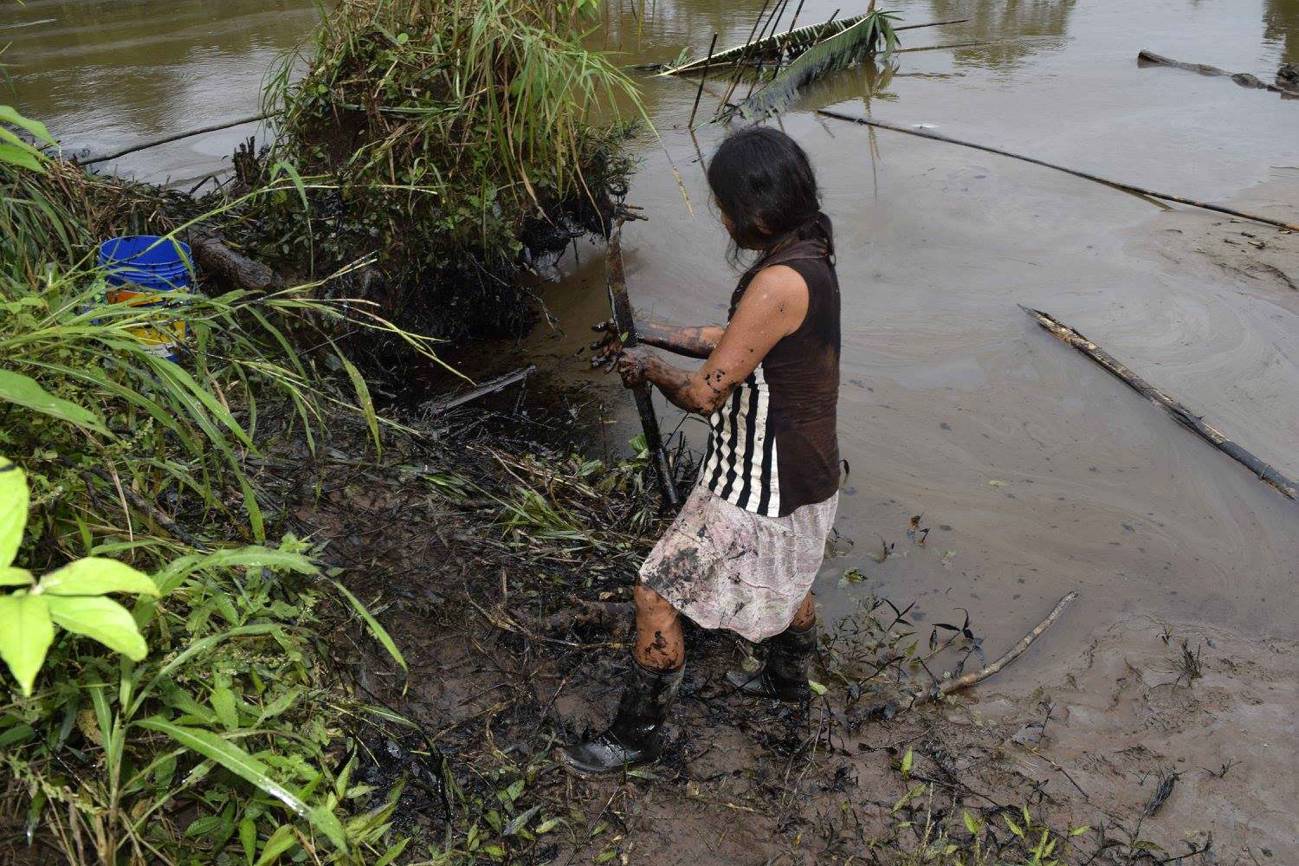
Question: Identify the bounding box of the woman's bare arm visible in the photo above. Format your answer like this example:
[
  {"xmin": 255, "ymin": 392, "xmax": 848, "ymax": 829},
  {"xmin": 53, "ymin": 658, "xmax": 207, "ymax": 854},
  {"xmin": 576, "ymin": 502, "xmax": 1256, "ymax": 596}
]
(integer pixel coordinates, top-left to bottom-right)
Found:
[
  {"xmin": 616, "ymin": 266, "xmax": 808, "ymax": 414},
  {"xmin": 637, "ymin": 319, "xmax": 725, "ymax": 359}
]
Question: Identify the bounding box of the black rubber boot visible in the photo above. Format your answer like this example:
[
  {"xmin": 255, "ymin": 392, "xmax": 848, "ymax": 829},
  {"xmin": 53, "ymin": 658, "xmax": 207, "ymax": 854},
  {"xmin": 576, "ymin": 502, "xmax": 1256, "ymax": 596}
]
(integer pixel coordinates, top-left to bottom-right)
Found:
[
  {"xmin": 727, "ymin": 621, "xmax": 817, "ymax": 702},
  {"xmin": 561, "ymin": 658, "xmax": 683, "ymax": 776}
]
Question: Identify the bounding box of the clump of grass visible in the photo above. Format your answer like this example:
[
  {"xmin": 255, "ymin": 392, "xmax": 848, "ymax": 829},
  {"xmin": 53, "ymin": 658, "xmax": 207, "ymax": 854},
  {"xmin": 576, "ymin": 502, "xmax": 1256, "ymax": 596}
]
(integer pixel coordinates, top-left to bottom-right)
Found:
[{"xmin": 262, "ymin": 0, "xmax": 642, "ymax": 347}]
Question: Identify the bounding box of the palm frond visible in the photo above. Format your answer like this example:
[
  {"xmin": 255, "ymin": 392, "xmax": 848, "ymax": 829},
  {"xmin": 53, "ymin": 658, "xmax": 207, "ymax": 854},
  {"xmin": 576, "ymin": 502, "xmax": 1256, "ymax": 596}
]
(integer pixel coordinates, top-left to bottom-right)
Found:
[
  {"xmin": 659, "ymin": 12, "xmax": 871, "ymax": 77},
  {"xmin": 734, "ymin": 10, "xmax": 900, "ymax": 120}
]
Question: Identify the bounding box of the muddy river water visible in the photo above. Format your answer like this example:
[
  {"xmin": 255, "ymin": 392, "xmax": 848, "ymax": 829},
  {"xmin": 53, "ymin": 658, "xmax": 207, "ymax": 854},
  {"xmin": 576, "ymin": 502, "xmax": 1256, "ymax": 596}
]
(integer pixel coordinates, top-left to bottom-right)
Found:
[{"xmin": 4, "ymin": 0, "xmax": 1297, "ymax": 669}]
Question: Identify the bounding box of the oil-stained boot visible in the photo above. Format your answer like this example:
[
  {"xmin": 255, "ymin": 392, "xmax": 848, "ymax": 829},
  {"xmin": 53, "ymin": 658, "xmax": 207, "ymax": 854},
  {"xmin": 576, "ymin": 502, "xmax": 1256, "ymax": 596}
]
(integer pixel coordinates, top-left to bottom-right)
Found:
[
  {"xmin": 726, "ymin": 621, "xmax": 816, "ymax": 702},
  {"xmin": 561, "ymin": 658, "xmax": 683, "ymax": 776}
]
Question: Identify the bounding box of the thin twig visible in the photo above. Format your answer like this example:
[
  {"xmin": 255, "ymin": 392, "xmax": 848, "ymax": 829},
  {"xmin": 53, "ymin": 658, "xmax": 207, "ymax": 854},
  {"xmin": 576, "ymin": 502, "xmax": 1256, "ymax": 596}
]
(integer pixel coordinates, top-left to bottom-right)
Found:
[
  {"xmin": 688, "ymin": 33, "xmax": 719, "ymax": 129},
  {"xmin": 912, "ymin": 591, "xmax": 1078, "ymax": 705}
]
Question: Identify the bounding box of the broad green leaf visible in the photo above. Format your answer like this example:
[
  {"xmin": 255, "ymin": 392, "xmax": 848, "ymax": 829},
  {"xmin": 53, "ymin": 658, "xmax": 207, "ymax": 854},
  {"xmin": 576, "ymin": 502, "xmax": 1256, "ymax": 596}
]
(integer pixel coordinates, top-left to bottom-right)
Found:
[
  {"xmin": 0, "ymin": 567, "xmax": 33, "ymax": 587},
  {"xmin": 374, "ymin": 837, "xmax": 411, "ymax": 866},
  {"xmin": 0, "ymin": 142, "xmax": 44, "ymax": 172},
  {"xmin": 239, "ymin": 817, "xmax": 257, "ymax": 865},
  {"xmin": 211, "ymin": 685, "xmax": 240, "ymax": 731},
  {"xmin": 0, "ymin": 370, "xmax": 107, "ymax": 434},
  {"xmin": 136, "ymin": 718, "xmax": 347, "ymax": 851},
  {"xmin": 0, "ymin": 458, "xmax": 29, "ymax": 567},
  {"xmin": 900, "ymin": 748, "xmax": 913, "ymax": 777},
  {"xmin": 38, "ymin": 558, "xmax": 160, "ymax": 597},
  {"xmin": 253, "ymin": 825, "xmax": 298, "ymax": 866},
  {"xmin": 808, "ymin": 679, "xmax": 827, "ymax": 696},
  {"xmin": 0, "ymin": 105, "xmax": 55, "ymax": 145},
  {"xmin": 1069, "ymin": 825, "xmax": 1091, "ymax": 837},
  {"xmin": 331, "ymin": 580, "xmax": 407, "ymax": 673},
  {"xmin": 46, "ymin": 595, "xmax": 148, "ymax": 661},
  {"xmin": 0, "ymin": 723, "xmax": 34, "ymax": 748},
  {"xmin": 963, "ymin": 810, "xmax": 980, "ymax": 835},
  {"xmin": 0, "ymin": 594, "xmax": 54, "ymax": 695}
]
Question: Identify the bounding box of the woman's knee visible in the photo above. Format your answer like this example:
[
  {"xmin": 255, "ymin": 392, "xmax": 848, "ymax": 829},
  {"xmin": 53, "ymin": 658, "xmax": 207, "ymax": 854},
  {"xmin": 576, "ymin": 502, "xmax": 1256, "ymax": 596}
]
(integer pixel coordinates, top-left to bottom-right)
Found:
[{"xmin": 634, "ymin": 584, "xmax": 676, "ymax": 622}]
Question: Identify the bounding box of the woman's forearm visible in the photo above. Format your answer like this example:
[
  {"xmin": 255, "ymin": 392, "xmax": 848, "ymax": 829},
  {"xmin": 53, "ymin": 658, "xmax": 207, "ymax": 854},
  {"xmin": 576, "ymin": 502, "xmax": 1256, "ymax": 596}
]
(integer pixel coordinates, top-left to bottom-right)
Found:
[
  {"xmin": 642, "ymin": 356, "xmax": 727, "ymax": 415},
  {"xmin": 638, "ymin": 319, "xmax": 724, "ymax": 359}
]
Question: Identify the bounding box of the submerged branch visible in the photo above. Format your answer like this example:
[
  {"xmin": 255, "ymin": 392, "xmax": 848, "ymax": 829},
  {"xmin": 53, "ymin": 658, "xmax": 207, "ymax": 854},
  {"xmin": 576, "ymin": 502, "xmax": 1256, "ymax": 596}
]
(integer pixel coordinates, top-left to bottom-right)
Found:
[
  {"xmin": 1021, "ymin": 306, "xmax": 1298, "ymax": 502},
  {"xmin": 1138, "ymin": 50, "xmax": 1299, "ymax": 97},
  {"xmin": 815, "ymin": 109, "xmax": 1299, "ymax": 232}
]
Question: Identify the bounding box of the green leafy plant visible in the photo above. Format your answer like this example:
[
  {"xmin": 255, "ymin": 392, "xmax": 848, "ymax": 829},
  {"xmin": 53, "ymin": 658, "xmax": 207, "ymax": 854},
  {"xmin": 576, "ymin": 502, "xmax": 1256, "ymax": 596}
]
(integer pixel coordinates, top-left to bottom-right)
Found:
[
  {"xmin": 0, "ymin": 456, "xmax": 158, "ymax": 696},
  {"xmin": 0, "ymin": 104, "xmax": 55, "ymax": 172}
]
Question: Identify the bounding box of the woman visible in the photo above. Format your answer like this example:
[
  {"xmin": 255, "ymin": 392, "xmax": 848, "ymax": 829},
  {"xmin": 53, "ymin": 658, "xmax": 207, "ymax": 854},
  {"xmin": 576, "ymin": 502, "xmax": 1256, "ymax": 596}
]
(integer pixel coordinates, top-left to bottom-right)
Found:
[{"xmin": 564, "ymin": 126, "xmax": 841, "ymax": 776}]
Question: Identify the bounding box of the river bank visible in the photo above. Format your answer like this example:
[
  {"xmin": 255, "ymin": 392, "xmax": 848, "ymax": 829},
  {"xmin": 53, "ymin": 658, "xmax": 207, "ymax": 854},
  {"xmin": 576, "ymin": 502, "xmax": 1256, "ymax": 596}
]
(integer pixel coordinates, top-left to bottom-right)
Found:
[
  {"xmin": 4, "ymin": 0, "xmax": 1298, "ymax": 863},
  {"xmin": 276, "ymin": 378, "xmax": 1298, "ymax": 865}
]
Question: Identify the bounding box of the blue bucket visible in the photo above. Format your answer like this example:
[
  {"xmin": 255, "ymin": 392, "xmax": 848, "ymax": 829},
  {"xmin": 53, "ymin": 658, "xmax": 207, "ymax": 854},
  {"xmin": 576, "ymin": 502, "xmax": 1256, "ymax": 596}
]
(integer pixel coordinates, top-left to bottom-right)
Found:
[
  {"xmin": 97, "ymin": 235, "xmax": 194, "ymax": 362},
  {"xmin": 97, "ymin": 235, "xmax": 194, "ymax": 293}
]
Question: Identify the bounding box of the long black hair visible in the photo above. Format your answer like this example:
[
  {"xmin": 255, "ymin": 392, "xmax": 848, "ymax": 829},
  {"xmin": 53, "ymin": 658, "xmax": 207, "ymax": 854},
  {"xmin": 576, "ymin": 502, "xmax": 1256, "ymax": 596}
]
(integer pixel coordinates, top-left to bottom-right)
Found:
[{"xmin": 706, "ymin": 125, "xmax": 832, "ymax": 264}]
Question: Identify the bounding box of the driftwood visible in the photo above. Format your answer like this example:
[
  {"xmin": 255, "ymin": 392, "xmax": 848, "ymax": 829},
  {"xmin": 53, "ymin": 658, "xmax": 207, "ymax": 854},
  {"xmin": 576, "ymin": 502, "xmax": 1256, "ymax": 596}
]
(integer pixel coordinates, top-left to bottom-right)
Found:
[
  {"xmin": 79, "ymin": 113, "xmax": 274, "ymax": 166},
  {"xmin": 815, "ymin": 109, "xmax": 1299, "ymax": 233},
  {"xmin": 912, "ymin": 591, "xmax": 1078, "ymax": 706},
  {"xmin": 1138, "ymin": 50, "xmax": 1299, "ymax": 98},
  {"xmin": 607, "ymin": 221, "xmax": 681, "ymax": 509},
  {"xmin": 421, "ymin": 366, "xmax": 536, "ymax": 417},
  {"xmin": 1022, "ymin": 306, "xmax": 1298, "ymax": 502},
  {"xmin": 191, "ymin": 232, "xmax": 282, "ymax": 292}
]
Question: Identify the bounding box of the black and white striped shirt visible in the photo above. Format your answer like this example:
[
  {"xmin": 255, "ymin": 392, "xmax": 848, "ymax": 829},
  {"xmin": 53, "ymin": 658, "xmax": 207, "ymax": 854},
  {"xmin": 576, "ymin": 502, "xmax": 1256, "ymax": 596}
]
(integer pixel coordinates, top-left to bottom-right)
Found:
[{"xmin": 702, "ymin": 365, "xmax": 781, "ymax": 517}]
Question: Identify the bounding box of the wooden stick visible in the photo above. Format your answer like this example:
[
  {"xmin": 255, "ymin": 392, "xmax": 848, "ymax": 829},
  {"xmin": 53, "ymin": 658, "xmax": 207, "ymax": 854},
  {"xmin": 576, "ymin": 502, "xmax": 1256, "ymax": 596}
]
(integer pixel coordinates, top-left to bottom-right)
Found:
[
  {"xmin": 422, "ymin": 366, "xmax": 536, "ymax": 417},
  {"xmin": 913, "ymin": 591, "xmax": 1078, "ymax": 705},
  {"xmin": 744, "ymin": 0, "xmax": 795, "ymax": 101},
  {"xmin": 607, "ymin": 221, "xmax": 681, "ymax": 509},
  {"xmin": 815, "ymin": 109, "xmax": 1299, "ymax": 233},
  {"xmin": 1138, "ymin": 50, "xmax": 1298, "ymax": 96},
  {"xmin": 688, "ymin": 33, "xmax": 719, "ymax": 129},
  {"xmin": 1022, "ymin": 306, "xmax": 1298, "ymax": 501},
  {"xmin": 716, "ymin": 0, "xmax": 776, "ymax": 110},
  {"xmin": 78, "ymin": 113, "xmax": 274, "ymax": 166}
]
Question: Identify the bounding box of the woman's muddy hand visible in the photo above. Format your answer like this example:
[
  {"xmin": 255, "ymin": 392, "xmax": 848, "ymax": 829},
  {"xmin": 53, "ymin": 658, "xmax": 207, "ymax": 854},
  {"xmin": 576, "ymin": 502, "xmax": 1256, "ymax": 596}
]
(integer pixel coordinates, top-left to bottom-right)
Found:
[
  {"xmin": 615, "ymin": 346, "xmax": 651, "ymax": 388},
  {"xmin": 590, "ymin": 319, "xmax": 625, "ymax": 369}
]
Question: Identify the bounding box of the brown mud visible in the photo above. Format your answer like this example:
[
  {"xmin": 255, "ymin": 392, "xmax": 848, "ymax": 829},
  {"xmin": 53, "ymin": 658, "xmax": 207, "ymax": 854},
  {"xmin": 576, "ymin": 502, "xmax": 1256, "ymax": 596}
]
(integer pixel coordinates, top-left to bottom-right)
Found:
[{"xmin": 279, "ymin": 380, "xmax": 1297, "ymax": 864}]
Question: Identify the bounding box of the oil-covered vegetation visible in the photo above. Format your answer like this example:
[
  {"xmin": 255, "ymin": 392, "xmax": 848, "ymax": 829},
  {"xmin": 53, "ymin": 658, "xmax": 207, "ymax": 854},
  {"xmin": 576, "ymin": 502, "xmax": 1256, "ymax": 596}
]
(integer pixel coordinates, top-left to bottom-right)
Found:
[{"xmin": 259, "ymin": 0, "xmax": 640, "ymax": 351}]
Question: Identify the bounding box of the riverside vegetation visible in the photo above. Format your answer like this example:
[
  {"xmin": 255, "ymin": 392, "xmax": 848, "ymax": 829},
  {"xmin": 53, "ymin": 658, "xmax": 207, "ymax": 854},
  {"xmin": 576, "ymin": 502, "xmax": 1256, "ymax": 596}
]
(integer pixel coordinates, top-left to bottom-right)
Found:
[{"xmin": 0, "ymin": 1, "xmax": 645, "ymax": 862}]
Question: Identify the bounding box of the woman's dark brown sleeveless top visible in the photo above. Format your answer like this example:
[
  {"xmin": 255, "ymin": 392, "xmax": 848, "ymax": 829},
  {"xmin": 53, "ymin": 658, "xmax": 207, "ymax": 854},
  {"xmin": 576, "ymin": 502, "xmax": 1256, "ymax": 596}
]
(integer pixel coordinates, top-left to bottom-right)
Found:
[{"xmin": 700, "ymin": 230, "xmax": 841, "ymax": 517}]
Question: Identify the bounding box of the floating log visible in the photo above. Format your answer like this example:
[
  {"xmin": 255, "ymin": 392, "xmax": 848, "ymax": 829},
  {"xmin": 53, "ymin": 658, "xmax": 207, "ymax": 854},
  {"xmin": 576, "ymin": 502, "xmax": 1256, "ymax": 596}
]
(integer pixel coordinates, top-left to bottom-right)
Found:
[
  {"xmin": 1137, "ymin": 50, "xmax": 1299, "ymax": 97},
  {"xmin": 815, "ymin": 109, "xmax": 1299, "ymax": 233},
  {"xmin": 1021, "ymin": 306, "xmax": 1298, "ymax": 502}
]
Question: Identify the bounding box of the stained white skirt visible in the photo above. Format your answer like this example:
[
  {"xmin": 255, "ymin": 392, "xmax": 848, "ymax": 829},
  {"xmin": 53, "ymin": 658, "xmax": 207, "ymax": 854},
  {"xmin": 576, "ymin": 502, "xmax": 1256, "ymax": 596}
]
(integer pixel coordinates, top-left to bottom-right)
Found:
[{"xmin": 639, "ymin": 484, "xmax": 838, "ymax": 642}]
